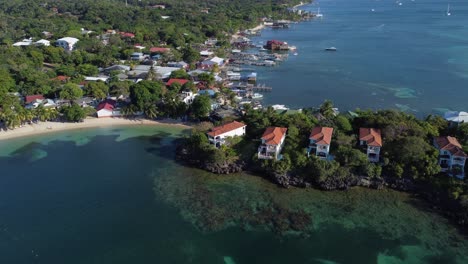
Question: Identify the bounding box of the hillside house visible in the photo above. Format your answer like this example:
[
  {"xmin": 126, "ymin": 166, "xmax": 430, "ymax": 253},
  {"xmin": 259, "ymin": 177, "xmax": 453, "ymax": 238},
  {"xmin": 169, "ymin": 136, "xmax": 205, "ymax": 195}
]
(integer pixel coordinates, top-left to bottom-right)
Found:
[
  {"xmin": 434, "ymin": 136, "xmax": 467, "ymax": 179},
  {"xmin": 56, "ymin": 37, "xmax": 79, "ymax": 51},
  {"xmin": 207, "ymin": 121, "xmax": 246, "ymax": 148},
  {"xmin": 308, "ymin": 127, "xmax": 333, "ymax": 159},
  {"xmin": 258, "ymin": 127, "xmax": 287, "ymax": 160},
  {"xmin": 359, "ymin": 128, "xmax": 383, "ymax": 162}
]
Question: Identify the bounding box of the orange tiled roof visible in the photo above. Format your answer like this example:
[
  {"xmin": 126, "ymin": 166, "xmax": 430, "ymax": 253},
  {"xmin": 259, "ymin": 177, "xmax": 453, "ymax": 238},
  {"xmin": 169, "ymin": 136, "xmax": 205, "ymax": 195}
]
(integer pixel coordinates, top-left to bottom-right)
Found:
[
  {"xmin": 435, "ymin": 136, "xmax": 467, "ymax": 157},
  {"xmin": 261, "ymin": 127, "xmax": 287, "ymax": 145},
  {"xmin": 310, "ymin": 127, "xmax": 333, "ymax": 145},
  {"xmin": 207, "ymin": 121, "xmax": 246, "ymax": 137},
  {"xmin": 359, "ymin": 128, "xmax": 383, "ymax": 147}
]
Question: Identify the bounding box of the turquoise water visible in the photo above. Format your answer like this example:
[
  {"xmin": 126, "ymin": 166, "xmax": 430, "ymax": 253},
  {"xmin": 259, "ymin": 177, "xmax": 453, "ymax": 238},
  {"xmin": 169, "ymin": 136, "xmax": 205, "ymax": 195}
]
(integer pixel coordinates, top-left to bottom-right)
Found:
[
  {"xmin": 251, "ymin": 0, "xmax": 468, "ymax": 115},
  {"xmin": 0, "ymin": 126, "xmax": 467, "ymax": 263}
]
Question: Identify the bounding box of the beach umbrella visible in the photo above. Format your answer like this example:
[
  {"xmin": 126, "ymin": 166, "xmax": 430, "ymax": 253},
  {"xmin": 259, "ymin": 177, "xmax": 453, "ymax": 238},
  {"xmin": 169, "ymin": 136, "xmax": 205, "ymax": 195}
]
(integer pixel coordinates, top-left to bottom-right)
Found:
[{"xmin": 444, "ymin": 111, "xmax": 468, "ymax": 123}]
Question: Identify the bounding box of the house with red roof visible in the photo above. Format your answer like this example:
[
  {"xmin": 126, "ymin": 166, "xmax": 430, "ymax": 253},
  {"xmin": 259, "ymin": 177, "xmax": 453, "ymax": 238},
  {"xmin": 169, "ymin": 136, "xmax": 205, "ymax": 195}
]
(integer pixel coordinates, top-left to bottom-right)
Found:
[
  {"xmin": 96, "ymin": 99, "xmax": 120, "ymax": 118},
  {"xmin": 119, "ymin": 32, "xmax": 135, "ymax": 38},
  {"xmin": 51, "ymin": 75, "xmax": 70, "ymax": 82},
  {"xmin": 206, "ymin": 121, "xmax": 246, "ymax": 148},
  {"xmin": 25, "ymin": 95, "xmax": 45, "ymax": 104},
  {"xmin": 434, "ymin": 136, "xmax": 466, "ymax": 178},
  {"xmin": 150, "ymin": 47, "xmax": 170, "ymax": 53},
  {"xmin": 308, "ymin": 127, "xmax": 333, "ymax": 159},
  {"xmin": 166, "ymin": 78, "xmax": 189, "ymax": 87},
  {"xmin": 258, "ymin": 127, "xmax": 287, "ymax": 160},
  {"xmin": 359, "ymin": 128, "xmax": 383, "ymax": 162}
]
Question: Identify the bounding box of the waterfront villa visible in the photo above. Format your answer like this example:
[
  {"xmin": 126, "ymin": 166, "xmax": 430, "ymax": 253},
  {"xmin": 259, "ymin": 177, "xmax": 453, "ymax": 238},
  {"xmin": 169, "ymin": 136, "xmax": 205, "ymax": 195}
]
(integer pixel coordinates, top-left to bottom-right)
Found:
[
  {"xmin": 258, "ymin": 127, "xmax": 287, "ymax": 160},
  {"xmin": 207, "ymin": 121, "xmax": 246, "ymax": 148},
  {"xmin": 359, "ymin": 128, "xmax": 382, "ymax": 162},
  {"xmin": 433, "ymin": 136, "xmax": 467, "ymax": 179},
  {"xmin": 307, "ymin": 127, "xmax": 333, "ymax": 159},
  {"xmin": 96, "ymin": 99, "xmax": 121, "ymax": 118}
]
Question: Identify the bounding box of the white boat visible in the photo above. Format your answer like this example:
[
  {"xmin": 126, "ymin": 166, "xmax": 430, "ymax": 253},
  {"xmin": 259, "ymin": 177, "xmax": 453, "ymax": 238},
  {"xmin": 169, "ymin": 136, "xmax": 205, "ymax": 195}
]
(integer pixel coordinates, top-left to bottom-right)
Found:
[
  {"xmin": 288, "ymin": 45, "xmax": 297, "ymax": 51},
  {"xmin": 447, "ymin": 4, "xmax": 451, "ymax": 16},
  {"xmin": 271, "ymin": 104, "xmax": 289, "ymax": 110},
  {"xmin": 325, "ymin": 47, "xmax": 337, "ymax": 51},
  {"xmin": 293, "ymin": 52, "xmax": 298, "ymax": 56},
  {"xmin": 315, "ymin": 8, "xmax": 323, "ymax": 18},
  {"xmin": 371, "ymin": 8, "xmax": 375, "ymax": 12},
  {"xmin": 259, "ymin": 47, "xmax": 267, "ymax": 51},
  {"xmin": 251, "ymin": 93, "xmax": 263, "ymax": 99},
  {"xmin": 398, "ymin": 2, "xmax": 403, "ymax": 6}
]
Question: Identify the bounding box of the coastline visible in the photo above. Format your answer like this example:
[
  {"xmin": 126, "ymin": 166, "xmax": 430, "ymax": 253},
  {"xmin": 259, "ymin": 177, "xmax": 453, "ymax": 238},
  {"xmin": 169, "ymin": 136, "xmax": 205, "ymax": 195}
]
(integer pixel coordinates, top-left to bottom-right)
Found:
[{"xmin": 0, "ymin": 117, "xmax": 191, "ymax": 141}]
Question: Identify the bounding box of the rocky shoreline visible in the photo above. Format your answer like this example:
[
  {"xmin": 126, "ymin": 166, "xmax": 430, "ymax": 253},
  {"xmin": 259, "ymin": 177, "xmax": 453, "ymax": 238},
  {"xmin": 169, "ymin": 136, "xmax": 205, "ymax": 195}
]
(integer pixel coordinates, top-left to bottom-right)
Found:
[{"xmin": 176, "ymin": 144, "xmax": 468, "ymax": 234}]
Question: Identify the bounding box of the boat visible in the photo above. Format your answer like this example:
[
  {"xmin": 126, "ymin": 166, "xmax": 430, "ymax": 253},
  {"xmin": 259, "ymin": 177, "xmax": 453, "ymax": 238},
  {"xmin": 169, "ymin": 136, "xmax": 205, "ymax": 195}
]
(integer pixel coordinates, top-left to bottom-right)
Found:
[
  {"xmin": 271, "ymin": 104, "xmax": 289, "ymax": 110},
  {"xmin": 259, "ymin": 47, "xmax": 267, "ymax": 51},
  {"xmin": 325, "ymin": 47, "xmax": 337, "ymax": 51},
  {"xmin": 398, "ymin": 2, "xmax": 403, "ymax": 6},
  {"xmin": 293, "ymin": 52, "xmax": 298, "ymax": 56},
  {"xmin": 251, "ymin": 93, "xmax": 264, "ymax": 99},
  {"xmin": 315, "ymin": 7, "xmax": 323, "ymax": 18},
  {"xmin": 371, "ymin": 8, "xmax": 375, "ymax": 12},
  {"xmin": 447, "ymin": 3, "xmax": 451, "ymax": 16},
  {"xmin": 288, "ymin": 45, "xmax": 297, "ymax": 51}
]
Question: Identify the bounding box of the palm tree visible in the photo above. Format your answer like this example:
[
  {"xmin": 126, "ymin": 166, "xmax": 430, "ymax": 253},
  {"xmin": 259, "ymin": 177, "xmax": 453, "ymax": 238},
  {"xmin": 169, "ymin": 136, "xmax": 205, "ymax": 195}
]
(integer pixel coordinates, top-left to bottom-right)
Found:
[
  {"xmin": 320, "ymin": 100, "xmax": 335, "ymax": 119},
  {"xmin": 144, "ymin": 104, "xmax": 158, "ymax": 119}
]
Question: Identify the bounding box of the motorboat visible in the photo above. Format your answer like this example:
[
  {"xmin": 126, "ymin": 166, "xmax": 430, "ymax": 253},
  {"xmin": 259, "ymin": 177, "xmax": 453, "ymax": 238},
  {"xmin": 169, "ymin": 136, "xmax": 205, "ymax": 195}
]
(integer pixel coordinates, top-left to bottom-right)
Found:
[{"xmin": 325, "ymin": 47, "xmax": 337, "ymax": 51}]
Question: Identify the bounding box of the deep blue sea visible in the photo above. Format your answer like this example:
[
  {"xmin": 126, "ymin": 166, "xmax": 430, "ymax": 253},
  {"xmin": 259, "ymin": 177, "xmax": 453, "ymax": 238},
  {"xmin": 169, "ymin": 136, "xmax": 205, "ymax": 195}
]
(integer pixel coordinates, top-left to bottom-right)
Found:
[{"xmin": 252, "ymin": 0, "xmax": 468, "ymax": 115}]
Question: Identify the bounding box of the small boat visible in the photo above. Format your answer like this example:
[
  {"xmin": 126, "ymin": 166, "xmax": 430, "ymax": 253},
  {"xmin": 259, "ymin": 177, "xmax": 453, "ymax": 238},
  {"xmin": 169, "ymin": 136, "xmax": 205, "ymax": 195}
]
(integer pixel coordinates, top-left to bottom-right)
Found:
[
  {"xmin": 288, "ymin": 45, "xmax": 297, "ymax": 51},
  {"xmin": 371, "ymin": 8, "xmax": 375, "ymax": 12},
  {"xmin": 315, "ymin": 7, "xmax": 323, "ymax": 18},
  {"xmin": 447, "ymin": 4, "xmax": 451, "ymax": 16},
  {"xmin": 259, "ymin": 47, "xmax": 267, "ymax": 51},
  {"xmin": 293, "ymin": 52, "xmax": 298, "ymax": 56},
  {"xmin": 251, "ymin": 93, "xmax": 264, "ymax": 99},
  {"xmin": 398, "ymin": 2, "xmax": 403, "ymax": 6},
  {"xmin": 271, "ymin": 104, "xmax": 289, "ymax": 110},
  {"xmin": 325, "ymin": 47, "xmax": 337, "ymax": 51}
]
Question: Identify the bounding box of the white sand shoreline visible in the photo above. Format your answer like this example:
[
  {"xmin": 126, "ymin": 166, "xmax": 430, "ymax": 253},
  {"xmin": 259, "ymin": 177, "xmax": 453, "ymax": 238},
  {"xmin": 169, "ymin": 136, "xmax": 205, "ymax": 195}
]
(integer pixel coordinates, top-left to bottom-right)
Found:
[{"xmin": 0, "ymin": 117, "xmax": 191, "ymax": 141}]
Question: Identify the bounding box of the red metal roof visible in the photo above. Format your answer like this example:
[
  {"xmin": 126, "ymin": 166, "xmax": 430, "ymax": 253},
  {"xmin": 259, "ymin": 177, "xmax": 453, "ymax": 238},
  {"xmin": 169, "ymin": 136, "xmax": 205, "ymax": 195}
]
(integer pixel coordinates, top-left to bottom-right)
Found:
[
  {"xmin": 119, "ymin": 32, "xmax": 135, "ymax": 38},
  {"xmin": 150, "ymin": 47, "xmax": 170, "ymax": 53},
  {"xmin": 25, "ymin": 95, "xmax": 45, "ymax": 104},
  {"xmin": 435, "ymin": 136, "xmax": 467, "ymax": 157},
  {"xmin": 359, "ymin": 128, "xmax": 383, "ymax": 147},
  {"xmin": 96, "ymin": 99, "xmax": 116, "ymax": 111},
  {"xmin": 261, "ymin": 127, "xmax": 287, "ymax": 145},
  {"xmin": 52, "ymin": 75, "xmax": 70, "ymax": 82},
  {"xmin": 167, "ymin": 79, "xmax": 189, "ymax": 86},
  {"xmin": 310, "ymin": 127, "xmax": 333, "ymax": 145},
  {"xmin": 207, "ymin": 121, "xmax": 246, "ymax": 137}
]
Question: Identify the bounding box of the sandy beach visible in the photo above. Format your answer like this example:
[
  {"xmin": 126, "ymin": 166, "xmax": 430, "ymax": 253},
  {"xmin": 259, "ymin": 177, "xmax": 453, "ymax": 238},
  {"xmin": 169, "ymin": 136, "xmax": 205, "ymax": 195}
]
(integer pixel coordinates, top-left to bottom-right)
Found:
[{"xmin": 0, "ymin": 117, "xmax": 191, "ymax": 141}]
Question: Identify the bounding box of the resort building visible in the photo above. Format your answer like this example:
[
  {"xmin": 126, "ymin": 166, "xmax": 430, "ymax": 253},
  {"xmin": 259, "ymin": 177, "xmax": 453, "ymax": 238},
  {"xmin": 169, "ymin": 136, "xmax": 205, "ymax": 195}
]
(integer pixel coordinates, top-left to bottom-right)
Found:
[
  {"xmin": 433, "ymin": 136, "xmax": 467, "ymax": 179},
  {"xmin": 56, "ymin": 37, "xmax": 79, "ymax": 51},
  {"xmin": 258, "ymin": 127, "xmax": 287, "ymax": 160},
  {"xmin": 359, "ymin": 128, "xmax": 382, "ymax": 162},
  {"xmin": 307, "ymin": 127, "xmax": 333, "ymax": 159},
  {"xmin": 207, "ymin": 121, "xmax": 246, "ymax": 148}
]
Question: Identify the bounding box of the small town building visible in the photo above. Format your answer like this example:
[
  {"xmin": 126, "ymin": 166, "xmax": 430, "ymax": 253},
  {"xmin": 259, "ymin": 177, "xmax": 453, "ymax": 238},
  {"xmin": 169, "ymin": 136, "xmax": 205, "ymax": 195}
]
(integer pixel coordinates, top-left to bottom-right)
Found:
[
  {"xmin": 131, "ymin": 52, "xmax": 145, "ymax": 61},
  {"xmin": 96, "ymin": 99, "xmax": 120, "ymax": 118},
  {"xmin": 167, "ymin": 61, "xmax": 189, "ymax": 69},
  {"xmin": 433, "ymin": 136, "xmax": 467, "ymax": 179},
  {"xmin": 258, "ymin": 127, "xmax": 287, "ymax": 160},
  {"xmin": 56, "ymin": 37, "xmax": 79, "ymax": 51},
  {"xmin": 150, "ymin": 47, "xmax": 170, "ymax": 53},
  {"xmin": 206, "ymin": 121, "xmax": 246, "ymax": 148},
  {"xmin": 179, "ymin": 91, "xmax": 198, "ymax": 105},
  {"xmin": 308, "ymin": 127, "xmax": 333, "ymax": 159},
  {"xmin": 264, "ymin": 40, "xmax": 289, "ymax": 50},
  {"xmin": 119, "ymin": 32, "xmax": 135, "ymax": 38},
  {"xmin": 359, "ymin": 128, "xmax": 383, "ymax": 162},
  {"xmin": 25, "ymin": 95, "xmax": 45, "ymax": 104},
  {"xmin": 166, "ymin": 78, "xmax": 189, "ymax": 87}
]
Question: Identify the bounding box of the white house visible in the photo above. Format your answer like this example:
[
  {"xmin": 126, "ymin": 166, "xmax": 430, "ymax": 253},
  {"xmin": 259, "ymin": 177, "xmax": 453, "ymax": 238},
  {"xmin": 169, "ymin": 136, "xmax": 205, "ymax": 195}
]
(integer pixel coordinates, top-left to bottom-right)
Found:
[
  {"xmin": 96, "ymin": 99, "xmax": 121, "ymax": 118},
  {"xmin": 359, "ymin": 128, "xmax": 383, "ymax": 162},
  {"xmin": 258, "ymin": 127, "xmax": 287, "ymax": 160},
  {"xmin": 56, "ymin": 37, "xmax": 79, "ymax": 51},
  {"xmin": 131, "ymin": 52, "xmax": 145, "ymax": 61},
  {"xmin": 179, "ymin": 91, "xmax": 198, "ymax": 105},
  {"xmin": 434, "ymin": 136, "xmax": 467, "ymax": 179},
  {"xmin": 308, "ymin": 127, "xmax": 333, "ymax": 159},
  {"xmin": 207, "ymin": 121, "xmax": 246, "ymax": 148}
]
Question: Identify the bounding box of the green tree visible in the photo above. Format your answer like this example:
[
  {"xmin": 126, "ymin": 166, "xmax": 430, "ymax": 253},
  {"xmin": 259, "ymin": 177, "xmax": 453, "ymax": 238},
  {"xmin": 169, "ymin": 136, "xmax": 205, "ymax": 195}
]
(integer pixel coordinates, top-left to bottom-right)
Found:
[
  {"xmin": 62, "ymin": 103, "xmax": 86, "ymax": 122},
  {"xmin": 169, "ymin": 69, "xmax": 190, "ymax": 79},
  {"xmin": 77, "ymin": 64, "xmax": 99, "ymax": 76},
  {"xmin": 191, "ymin": 95, "xmax": 211, "ymax": 119},
  {"xmin": 85, "ymin": 81, "xmax": 109, "ymax": 100},
  {"xmin": 59, "ymin": 83, "xmax": 83, "ymax": 100}
]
